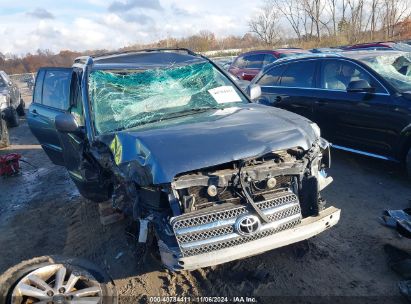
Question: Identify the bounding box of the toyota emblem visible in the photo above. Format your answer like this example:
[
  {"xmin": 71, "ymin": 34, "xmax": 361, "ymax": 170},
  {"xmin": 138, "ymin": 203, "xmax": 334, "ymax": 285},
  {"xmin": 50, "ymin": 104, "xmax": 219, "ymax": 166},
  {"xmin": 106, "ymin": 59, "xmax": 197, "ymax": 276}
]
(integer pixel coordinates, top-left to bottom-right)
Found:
[{"xmin": 235, "ymin": 214, "xmax": 261, "ymax": 236}]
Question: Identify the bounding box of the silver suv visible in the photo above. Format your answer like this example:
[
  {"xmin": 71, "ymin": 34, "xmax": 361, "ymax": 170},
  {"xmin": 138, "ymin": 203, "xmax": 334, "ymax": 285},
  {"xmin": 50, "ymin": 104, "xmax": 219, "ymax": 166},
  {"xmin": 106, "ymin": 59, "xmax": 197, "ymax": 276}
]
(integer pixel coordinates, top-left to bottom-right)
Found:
[{"xmin": 0, "ymin": 71, "xmax": 25, "ymax": 147}]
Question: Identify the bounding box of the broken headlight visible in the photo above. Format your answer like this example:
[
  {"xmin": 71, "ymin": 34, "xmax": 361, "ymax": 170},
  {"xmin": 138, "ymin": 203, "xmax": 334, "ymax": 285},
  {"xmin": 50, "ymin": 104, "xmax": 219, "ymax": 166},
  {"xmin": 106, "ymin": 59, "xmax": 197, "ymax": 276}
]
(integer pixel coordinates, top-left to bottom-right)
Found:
[{"xmin": 310, "ymin": 122, "xmax": 321, "ymax": 138}]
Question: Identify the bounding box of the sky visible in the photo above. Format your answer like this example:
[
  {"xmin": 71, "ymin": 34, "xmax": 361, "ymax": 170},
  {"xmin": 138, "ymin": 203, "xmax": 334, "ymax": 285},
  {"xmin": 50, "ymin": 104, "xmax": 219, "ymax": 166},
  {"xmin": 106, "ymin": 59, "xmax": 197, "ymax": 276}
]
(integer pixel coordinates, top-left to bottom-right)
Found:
[{"xmin": 0, "ymin": 0, "xmax": 262, "ymax": 55}]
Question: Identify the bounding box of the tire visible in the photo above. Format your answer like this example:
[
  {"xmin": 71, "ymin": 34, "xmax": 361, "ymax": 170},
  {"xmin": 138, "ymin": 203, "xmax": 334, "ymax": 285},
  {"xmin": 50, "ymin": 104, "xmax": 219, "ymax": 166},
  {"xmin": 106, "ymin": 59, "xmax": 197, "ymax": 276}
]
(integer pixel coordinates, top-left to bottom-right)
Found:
[
  {"xmin": 72, "ymin": 178, "xmax": 112, "ymax": 203},
  {"xmin": 0, "ymin": 256, "xmax": 117, "ymax": 304},
  {"xmin": 4, "ymin": 107, "xmax": 19, "ymax": 128},
  {"xmin": 0, "ymin": 115, "xmax": 9, "ymax": 148},
  {"xmin": 16, "ymin": 99, "xmax": 25, "ymax": 117},
  {"xmin": 406, "ymin": 148, "xmax": 411, "ymax": 179}
]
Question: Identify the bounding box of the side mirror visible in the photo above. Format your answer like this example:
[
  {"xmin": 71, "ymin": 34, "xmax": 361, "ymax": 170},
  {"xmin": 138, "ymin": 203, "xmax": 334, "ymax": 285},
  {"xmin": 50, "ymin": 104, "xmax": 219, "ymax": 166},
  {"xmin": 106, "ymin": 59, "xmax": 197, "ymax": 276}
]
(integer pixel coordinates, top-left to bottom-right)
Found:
[
  {"xmin": 55, "ymin": 113, "xmax": 79, "ymax": 133},
  {"xmin": 347, "ymin": 80, "xmax": 375, "ymax": 93},
  {"xmin": 248, "ymin": 84, "xmax": 262, "ymax": 101}
]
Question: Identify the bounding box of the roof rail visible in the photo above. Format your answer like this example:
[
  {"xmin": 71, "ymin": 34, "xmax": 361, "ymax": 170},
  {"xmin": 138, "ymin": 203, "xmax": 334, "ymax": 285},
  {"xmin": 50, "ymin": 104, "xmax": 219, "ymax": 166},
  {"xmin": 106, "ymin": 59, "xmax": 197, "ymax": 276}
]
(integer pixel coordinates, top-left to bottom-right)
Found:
[{"xmin": 90, "ymin": 48, "xmax": 198, "ymax": 59}]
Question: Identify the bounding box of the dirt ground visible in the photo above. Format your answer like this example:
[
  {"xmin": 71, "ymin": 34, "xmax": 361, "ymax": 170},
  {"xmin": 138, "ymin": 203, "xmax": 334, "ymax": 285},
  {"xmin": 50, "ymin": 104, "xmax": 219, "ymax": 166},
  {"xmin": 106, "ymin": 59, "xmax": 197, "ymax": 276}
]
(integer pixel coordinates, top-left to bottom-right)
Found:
[{"xmin": 1, "ymin": 112, "xmax": 411, "ymax": 303}]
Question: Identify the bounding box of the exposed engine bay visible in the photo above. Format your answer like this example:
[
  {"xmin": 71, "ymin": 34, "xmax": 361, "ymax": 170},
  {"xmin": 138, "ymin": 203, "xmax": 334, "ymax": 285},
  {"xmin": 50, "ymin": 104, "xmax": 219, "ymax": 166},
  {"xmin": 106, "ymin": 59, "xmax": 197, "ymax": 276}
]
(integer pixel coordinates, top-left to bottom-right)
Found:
[{"xmin": 103, "ymin": 138, "xmax": 334, "ymax": 270}]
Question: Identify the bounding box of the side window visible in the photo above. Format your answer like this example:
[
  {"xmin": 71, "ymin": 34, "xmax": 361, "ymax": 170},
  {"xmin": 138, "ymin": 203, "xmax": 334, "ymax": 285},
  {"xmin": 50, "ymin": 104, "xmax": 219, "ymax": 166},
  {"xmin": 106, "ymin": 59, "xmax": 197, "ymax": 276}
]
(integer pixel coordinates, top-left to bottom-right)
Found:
[
  {"xmin": 257, "ymin": 66, "xmax": 286, "ymax": 87},
  {"xmin": 42, "ymin": 70, "xmax": 71, "ymax": 110},
  {"xmin": 243, "ymin": 54, "xmax": 265, "ymax": 69},
  {"xmin": 321, "ymin": 60, "xmax": 384, "ymax": 92},
  {"xmin": 233, "ymin": 56, "xmax": 247, "ymax": 69},
  {"xmin": 279, "ymin": 61, "xmax": 316, "ymax": 88},
  {"xmin": 33, "ymin": 70, "xmax": 45, "ymax": 104},
  {"xmin": 263, "ymin": 54, "xmax": 277, "ymax": 66}
]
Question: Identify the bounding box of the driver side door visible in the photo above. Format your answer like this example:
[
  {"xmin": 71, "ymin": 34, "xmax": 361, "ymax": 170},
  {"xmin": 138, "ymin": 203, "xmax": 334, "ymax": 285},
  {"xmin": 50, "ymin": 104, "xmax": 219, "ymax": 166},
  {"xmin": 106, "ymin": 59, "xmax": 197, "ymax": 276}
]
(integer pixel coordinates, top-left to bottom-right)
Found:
[
  {"xmin": 314, "ymin": 58, "xmax": 397, "ymax": 158},
  {"xmin": 28, "ymin": 67, "xmax": 72, "ymax": 165}
]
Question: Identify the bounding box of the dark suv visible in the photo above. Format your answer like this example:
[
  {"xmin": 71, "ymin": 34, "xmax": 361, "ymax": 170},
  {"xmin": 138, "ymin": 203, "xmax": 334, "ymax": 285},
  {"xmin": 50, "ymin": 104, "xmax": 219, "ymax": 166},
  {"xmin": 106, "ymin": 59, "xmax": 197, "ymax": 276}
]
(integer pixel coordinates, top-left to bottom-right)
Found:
[
  {"xmin": 28, "ymin": 49, "xmax": 339, "ymax": 271},
  {"xmin": 250, "ymin": 51, "xmax": 411, "ymax": 176}
]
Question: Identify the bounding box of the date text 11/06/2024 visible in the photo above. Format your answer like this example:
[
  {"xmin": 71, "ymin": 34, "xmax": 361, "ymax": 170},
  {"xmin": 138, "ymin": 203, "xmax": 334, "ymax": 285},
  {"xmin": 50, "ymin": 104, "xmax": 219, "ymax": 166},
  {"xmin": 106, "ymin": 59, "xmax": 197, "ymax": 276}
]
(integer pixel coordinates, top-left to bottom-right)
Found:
[{"xmin": 148, "ymin": 296, "xmax": 257, "ymax": 303}]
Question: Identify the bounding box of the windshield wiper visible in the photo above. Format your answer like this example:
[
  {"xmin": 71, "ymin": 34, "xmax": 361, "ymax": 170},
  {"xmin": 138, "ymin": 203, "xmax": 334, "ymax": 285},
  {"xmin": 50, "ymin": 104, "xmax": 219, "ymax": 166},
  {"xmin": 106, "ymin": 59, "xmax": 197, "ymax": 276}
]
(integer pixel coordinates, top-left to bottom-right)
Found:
[{"xmin": 112, "ymin": 106, "xmax": 223, "ymax": 132}]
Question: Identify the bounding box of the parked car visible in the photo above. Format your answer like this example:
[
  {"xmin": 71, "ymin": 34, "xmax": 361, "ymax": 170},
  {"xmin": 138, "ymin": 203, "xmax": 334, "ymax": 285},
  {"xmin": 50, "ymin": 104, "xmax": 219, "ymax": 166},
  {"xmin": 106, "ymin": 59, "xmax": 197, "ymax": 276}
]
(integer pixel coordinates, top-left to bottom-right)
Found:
[
  {"xmin": 212, "ymin": 57, "xmax": 233, "ymax": 71},
  {"xmin": 310, "ymin": 47, "xmax": 343, "ymax": 53},
  {"xmin": 249, "ymin": 51, "xmax": 411, "ymax": 176},
  {"xmin": 343, "ymin": 41, "xmax": 411, "ymax": 52},
  {"xmin": 228, "ymin": 49, "xmax": 310, "ymax": 81},
  {"xmin": 27, "ymin": 49, "xmax": 339, "ymax": 275},
  {"xmin": 0, "ymin": 70, "xmax": 25, "ymax": 147}
]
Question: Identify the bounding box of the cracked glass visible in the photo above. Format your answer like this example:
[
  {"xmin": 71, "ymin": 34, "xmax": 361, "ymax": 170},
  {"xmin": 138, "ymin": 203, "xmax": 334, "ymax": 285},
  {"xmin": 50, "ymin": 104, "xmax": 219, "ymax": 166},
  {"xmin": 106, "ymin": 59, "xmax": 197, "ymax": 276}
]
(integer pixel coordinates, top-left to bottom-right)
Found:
[
  {"xmin": 358, "ymin": 53, "xmax": 411, "ymax": 92},
  {"xmin": 89, "ymin": 62, "xmax": 247, "ymax": 134}
]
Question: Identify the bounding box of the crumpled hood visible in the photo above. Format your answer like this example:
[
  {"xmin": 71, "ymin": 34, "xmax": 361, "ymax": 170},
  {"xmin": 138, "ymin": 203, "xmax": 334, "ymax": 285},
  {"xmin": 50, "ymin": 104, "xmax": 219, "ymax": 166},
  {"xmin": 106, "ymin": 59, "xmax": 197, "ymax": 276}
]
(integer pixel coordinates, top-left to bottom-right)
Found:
[{"xmin": 101, "ymin": 104, "xmax": 318, "ymax": 185}]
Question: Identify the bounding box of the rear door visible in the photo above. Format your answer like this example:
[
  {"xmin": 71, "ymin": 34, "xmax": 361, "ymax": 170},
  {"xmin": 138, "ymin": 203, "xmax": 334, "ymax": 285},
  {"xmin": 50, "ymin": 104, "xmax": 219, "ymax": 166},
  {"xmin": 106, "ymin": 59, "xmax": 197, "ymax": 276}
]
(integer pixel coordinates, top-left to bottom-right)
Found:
[
  {"xmin": 257, "ymin": 60, "xmax": 319, "ymax": 122},
  {"xmin": 28, "ymin": 67, "xmax": 72, "ymax": 165}
]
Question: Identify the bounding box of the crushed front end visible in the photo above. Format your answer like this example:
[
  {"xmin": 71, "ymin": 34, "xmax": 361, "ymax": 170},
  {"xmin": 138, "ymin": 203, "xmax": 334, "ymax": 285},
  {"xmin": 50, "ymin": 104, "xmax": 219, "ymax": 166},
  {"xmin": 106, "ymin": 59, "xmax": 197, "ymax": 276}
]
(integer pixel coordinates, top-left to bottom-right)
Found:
[{"xmin": 156, "ymin": 139, "xmax": 340, "ymax": 270}]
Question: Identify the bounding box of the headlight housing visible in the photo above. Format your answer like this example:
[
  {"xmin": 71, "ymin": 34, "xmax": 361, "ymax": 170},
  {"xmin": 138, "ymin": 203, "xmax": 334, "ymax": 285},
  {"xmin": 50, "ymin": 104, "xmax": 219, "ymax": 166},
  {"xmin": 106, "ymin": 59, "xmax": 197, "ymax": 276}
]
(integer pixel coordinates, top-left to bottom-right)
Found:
[{"xmin": 0, "ymin": 95, "xmax": 9, "ymax": 111}]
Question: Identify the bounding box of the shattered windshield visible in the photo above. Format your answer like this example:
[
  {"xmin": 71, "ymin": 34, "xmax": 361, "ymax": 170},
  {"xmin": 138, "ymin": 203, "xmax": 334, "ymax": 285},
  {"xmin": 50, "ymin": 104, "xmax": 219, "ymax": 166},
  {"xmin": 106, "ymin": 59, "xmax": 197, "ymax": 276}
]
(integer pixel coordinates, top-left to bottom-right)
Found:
[
  {"xmin": 357, "ymin": 53, "xmax": 411, "ymax": 92},
  {"xmin": 89, "ymin": 61, "xmax": 248, "ymax": 134}
]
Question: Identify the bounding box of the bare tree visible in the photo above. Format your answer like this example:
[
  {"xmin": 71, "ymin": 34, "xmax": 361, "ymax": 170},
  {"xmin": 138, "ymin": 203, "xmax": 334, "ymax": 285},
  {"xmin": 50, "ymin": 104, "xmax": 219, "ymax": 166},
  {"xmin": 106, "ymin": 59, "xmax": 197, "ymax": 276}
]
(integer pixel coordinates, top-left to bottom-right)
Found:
[
  {"xmin": 368, "ymin": 0, "xmax": 380, "ymax": 40},
  {"xmin": 326, "ymin": 0, "xmax": 338, "ymax": 36},
  {"xmin": 381, "ymin": 0, "xmax": 411, "ymax": 39},
  {"xmin": 249, "ymin": 2, "xmax": 282, "ymax": 45},
  {"xmin": 272, "ymin": 0, "xmax": 305, "ymax": 41},
  {"xmin": 302, "ymin": 0, "xmax": 326, "ymax": 39}
]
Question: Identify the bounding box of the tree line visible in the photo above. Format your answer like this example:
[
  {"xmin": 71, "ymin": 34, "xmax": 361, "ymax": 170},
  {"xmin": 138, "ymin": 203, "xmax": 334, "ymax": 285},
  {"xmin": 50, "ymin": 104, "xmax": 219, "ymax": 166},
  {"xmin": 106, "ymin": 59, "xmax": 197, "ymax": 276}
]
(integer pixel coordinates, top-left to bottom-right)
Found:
[
  {"xmin": 0, "ymin": 33, "xmax": 263, "ymax": 75},
  {"xmin": 249, "ymin": 0, "xmax": 411, "ymax": 46}
]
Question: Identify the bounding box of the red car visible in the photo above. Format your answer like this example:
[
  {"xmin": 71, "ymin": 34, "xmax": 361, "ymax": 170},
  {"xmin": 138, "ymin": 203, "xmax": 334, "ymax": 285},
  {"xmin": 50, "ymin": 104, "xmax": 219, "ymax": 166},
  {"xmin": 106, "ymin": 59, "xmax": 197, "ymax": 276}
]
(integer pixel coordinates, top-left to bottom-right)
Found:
[
  {"xmin": 343, "ymin": 41, "xmax": 411, "ymax": 52},
  {"xmin": 228, "ymin": 49, "xmax": 310, "ymax": 81}
]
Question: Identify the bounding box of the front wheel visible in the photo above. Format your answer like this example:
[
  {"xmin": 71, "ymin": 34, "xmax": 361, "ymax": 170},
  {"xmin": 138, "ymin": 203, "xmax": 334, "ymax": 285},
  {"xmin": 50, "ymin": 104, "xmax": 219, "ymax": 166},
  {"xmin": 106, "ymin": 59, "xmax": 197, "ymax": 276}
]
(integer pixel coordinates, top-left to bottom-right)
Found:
[
  {"xmin": 72, "ymin": 178, "xmax": 112, "ymax": 203},
  {"xmin": 0, "ymin": 256, "xmax": 117, "ymax": 304},
  {"xmin": 4, "ymin": 107, "xmax": 19, "ymax": 128},
  {"xmin": 16, "ymin": 99, "xmax": 25, "ymax": 116}
]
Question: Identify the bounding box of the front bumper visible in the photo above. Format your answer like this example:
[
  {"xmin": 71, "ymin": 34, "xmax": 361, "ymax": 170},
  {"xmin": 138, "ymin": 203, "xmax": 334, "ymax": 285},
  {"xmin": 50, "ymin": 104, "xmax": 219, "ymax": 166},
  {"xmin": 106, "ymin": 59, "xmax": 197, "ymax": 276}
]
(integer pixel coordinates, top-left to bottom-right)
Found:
[{"xmin": 160, "ymin": 206, "xmax": 340, "ymax": 271}]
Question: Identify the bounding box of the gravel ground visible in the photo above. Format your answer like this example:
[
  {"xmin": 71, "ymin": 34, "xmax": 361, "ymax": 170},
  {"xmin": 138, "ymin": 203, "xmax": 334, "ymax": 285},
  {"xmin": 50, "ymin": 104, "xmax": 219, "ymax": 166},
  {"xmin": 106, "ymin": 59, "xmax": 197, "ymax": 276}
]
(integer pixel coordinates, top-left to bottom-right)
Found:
[{"xmin": 1, "ymin": 114, "xmax": 411, "ymax": 304}]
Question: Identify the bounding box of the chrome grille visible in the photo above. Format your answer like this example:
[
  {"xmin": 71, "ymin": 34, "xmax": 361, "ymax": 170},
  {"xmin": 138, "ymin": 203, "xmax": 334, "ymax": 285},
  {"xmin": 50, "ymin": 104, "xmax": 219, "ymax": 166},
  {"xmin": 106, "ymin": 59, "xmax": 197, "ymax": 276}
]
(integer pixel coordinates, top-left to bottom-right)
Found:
[
  {"xmin": 171, "ymin": 191, "xmax": 302, "ymax": 257},
  {"xmin": 183, "ymin": 220, "xmax": 299, "ymax": 257},
  {"xmin": 173, "ymin": 192, "xmax": 297, "ymax": 230},
  {"xmin": 176, "ymin": 226, "xmax": 234, "ymax": 243}
]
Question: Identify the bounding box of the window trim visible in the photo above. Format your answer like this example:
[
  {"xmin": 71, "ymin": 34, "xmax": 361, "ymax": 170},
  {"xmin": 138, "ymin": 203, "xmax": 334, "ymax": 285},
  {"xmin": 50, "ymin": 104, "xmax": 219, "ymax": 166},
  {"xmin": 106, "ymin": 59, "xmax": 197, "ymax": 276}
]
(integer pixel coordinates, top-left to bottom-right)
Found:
[
  {"xmin": 319, "ymin": 58, "xmax": 390, "ymax": 95},
  {"xmin": 35, "ymin": 68, "xmax": 73, "ymax": 111},
  {"xmin": 254, "ymin": 84, "xmax": 391, "ymax": 96},
  {"xmin": 256, "ymin": 65, "xmax": 287, "ymax": 87},
  {"xmin": 256, "ymin": 57, "xmax": 391, "ymax": 96},
  {"xmin": 32, "ymin": 69, "xmax": 46, "ymax": 105}
]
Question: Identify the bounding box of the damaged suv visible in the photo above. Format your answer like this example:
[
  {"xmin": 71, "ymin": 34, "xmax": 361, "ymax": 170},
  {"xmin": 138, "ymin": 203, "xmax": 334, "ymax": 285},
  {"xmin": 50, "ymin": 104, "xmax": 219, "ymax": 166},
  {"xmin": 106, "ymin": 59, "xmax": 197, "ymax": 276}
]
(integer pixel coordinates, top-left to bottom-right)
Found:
[{"xmin": 28, "ymin": 49, "xmax": 340, "ymax": 271}]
